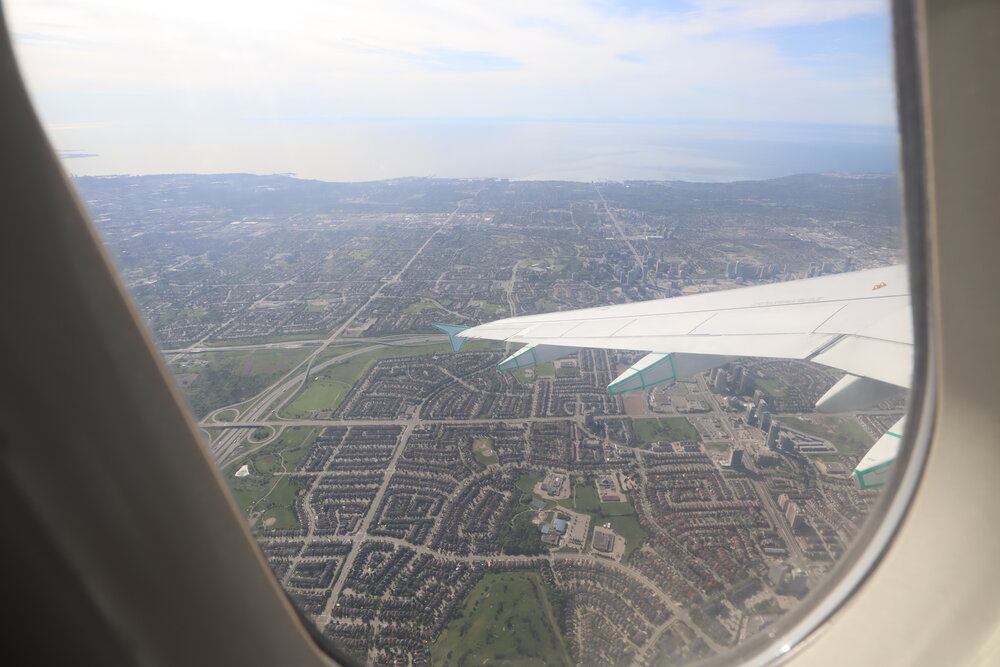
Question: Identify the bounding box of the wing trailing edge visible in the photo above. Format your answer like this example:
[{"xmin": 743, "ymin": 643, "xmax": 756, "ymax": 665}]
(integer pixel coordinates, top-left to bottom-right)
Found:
[{"xmin": 438, "ymin": 265, "xmax": 913, "ymax": 489}]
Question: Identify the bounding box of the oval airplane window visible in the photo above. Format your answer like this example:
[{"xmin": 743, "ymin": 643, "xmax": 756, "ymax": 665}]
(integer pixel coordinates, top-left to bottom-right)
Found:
[{"xmin": 5, "ymin": 0, "xmax": 923, "ymax": 664}]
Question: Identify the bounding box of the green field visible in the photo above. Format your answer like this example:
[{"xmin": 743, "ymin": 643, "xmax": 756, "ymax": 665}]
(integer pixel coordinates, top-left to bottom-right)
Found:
[
  {"xmin": 257, "ymin": 476, "xmax": 307, "ymax": 529},
  {"xmin": 572, "ymin": 480, "xmax": 601, "ymax": 513},
  {"xmin": 588, "ymin": 514, "xmax": 650, "ymax": 560},
  {"xmin": 516, "ymin": 471, "xmax": 543, "ymax": 497},
  {"xmin": 606, "ymin": 515, "xmax": 649, "ymax": 560},
  {"xmin": 704, "ymin": 441, "xmax": 732, "ymax": 452},
  {"xmin": 549, "ymin": 476, "xmax": 637, "ymax": 515},
  {"xmin": 782, "ymin": 416, "xmax": 874, "ymax": 457},
  {"xmin": 752, "ymin": 376, "xmax": 788, "ymax": 400},
  {"xmin": 472, "ymin": 437, "xmax": 500, "ymax": 466},
  {"xmin": 201, "ymin": 332, "xmax": 327, "ymax": 347},
  {"xmin": 281, "ymin": 342, "xmax": 453, "ymax": 417},
  {"xmin": 513, "ymin": 361, "xmax": 556, "ymax": 385},
  {"xmin": 281, "ymin": 373, "xmax": 352, "ymax": 418},
  {"xmin": 631, "ymin": 417, "xmax": 701, "ymax": 443},
  {"xmin": 432, "ymin": 571, "xmax": 571, "ymax": 667},
  {"xmin": 480, "ymin": 302, "xmax": 504, "ymax": 315},
  {"xmin": 227, "ymin": 474, "xmax": 306, "ymax": 530},
  {"xmin": 599, "ymin": 499, "xmax": 637, "ymax": 516},
  {"xmin": 249, "ymin": 425, "xmax": 275, "ymax": 443},
  {"xmin": 224, "ymin": 427, "xmax": 319, "ymax": 529},
  {"xmin": 536, "ymin": 298, "xmax": 562, "ymax": 313},
  {"xmin": 214, "ymin": 408, "xmax": 239, "ymax": 422},
  {"xmin": 170, "ymin": 346, "xmax": 316, "ymax": 418},
  {"xmin": 404, "ymin": 299, "xmax": 440, "ymax": 313}
]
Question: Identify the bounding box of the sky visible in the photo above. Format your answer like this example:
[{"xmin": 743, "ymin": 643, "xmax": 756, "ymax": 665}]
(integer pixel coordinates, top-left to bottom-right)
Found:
[{"xmin": 5, "ymin": 0, "xmax": 898, "ymax": 181}]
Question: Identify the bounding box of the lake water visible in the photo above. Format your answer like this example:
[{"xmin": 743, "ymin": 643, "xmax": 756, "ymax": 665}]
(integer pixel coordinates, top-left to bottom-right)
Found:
[{"xmin": 51, "ymin": 118, "xmax": 899, "ymax": 183}]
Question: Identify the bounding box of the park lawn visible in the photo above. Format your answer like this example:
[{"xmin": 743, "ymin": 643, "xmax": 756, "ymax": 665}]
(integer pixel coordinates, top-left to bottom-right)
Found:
[
  {"xmin": 282, "ymin": 342, "xmax": 453, "ymax": 417},
  {"xmin": 564, "ymin": 478, "xmax": 636, "ymax": 516},
  {"xmin": 258, "ymin": 426, "xmax": 319, "ymax": 471},
  {"xmin": 631, "ymin": 417, "xmax": 701, "ymax": 443},
  {"xmin": 754, "ymin": 598, "xmax": 783, "ymax": 614},
  {"xmin": 203, "ymin": 332, "xmax": 326, "ymax": 347},
  {"xmin": 253, "ymin": 453, "xmax": 280, "ymax": 474},
  {"xmin": 472, "ymin": 437, "xmax": 500, "ymax": 466},
  {"xmin": 480, "ymin": 302, "xmax": 503, "ymax": 315},
  {"xmin": 431, "ymin": 572, "xmax": 571, "ymax": 667},
  {"xmin": 170, "ymin": 346, "xmax": 316, "ymax": 418},
  {"xmin": 573, "ymin": 481, "xmax": 601, "ymax": 513},
  {"xmin": 752, "ymin": 376, "xmax": 788, "ymax": 400},
  {"xmin": 225, "ymin": 473, "xmax": 272, "ymax": 511},
  {"xmin": 281, "ymin": 376, "xmax": 352, "ymax": 418},
  {"xmin": 214, "ymin": 408, "xmax": 239, "ymax": 422},
  {"xmin": 248, "ymin": 425, "xmax": 275, "ymax": 442},
  {"xmin": 225, "ymin": 472, "xmax": 304, "ymax": 523},
  {"xmin": 257, "ymin": 476, "xmax": 306, "ymax": 530},
  {"xmin": 512, "ymin": 368, "xmax": 534, "ymax": 385},
  {"xmin": 783, "ymin": 416, "xmax": 874, "ymax": 457},
  {"xmin": 230, "ymin": 348, "xmax": 315, "ymax": 375},
  {"xmin": 704, "ymin": 441, "xmax": 732, "ymax": 452},
  {"xmin": 224, "ymin": 427, "xmax": 318, "ymax": 511},
  {"xmin": 605, "ymin": 515, "xmax": 650, "ymax": 560},
  {"xmin": 554, "ymin": 366, "xmax": 579, "ymax": 378},
  {"xmin": 260, "ymin": 504, "xmax": 300, "ymax": 530},
  {"xmin": 536, "ymin": 298, "xmax": 562, "ymax": 313},
  {"xmin": 261, "ymin": 474, "xmax": 302, "ymax": 508},
  {"xmin": 403, "ymin": 299, "xmax": 440, "ymax": 313},
  {"xmin": 513, "ymin": 361, "xmax": 556, "ymax": 385},
  {"xmin": 516, "ymin": 471, "xmax": 542, "ymax": 496},
  {"xmin": 600, "ymin": 499, "xmax": 636, "ymax": 516},
  {"xmin": 515, "ymin": 471, "xmax": 558, "ymax": 509}
]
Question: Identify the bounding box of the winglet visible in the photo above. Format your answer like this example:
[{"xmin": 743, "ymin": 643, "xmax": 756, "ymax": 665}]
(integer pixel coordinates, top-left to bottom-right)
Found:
[{"xmin": 433, "ymin": 324, "xmax": 470, "ymax": 353}]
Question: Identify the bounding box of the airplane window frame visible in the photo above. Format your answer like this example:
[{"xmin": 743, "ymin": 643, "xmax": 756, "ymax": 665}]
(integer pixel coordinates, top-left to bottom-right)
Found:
[
  {"xmin": 0, "ymin": 0, "xmax": 935, "ymax": 665},
  {"xmin": 702, "ymin": 1, "xmax": 935, "ymax": 663}
]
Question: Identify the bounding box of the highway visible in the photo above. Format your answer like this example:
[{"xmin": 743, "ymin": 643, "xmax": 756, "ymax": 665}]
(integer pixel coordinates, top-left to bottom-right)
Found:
[{"xmin": 205, "ymin": 197, "xmax": 472, "ymax": 466}]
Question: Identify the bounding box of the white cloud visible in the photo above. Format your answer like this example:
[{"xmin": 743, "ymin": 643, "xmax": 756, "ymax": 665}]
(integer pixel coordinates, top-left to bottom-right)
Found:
[{"xmin": 5, "ymin": 0, "xmax": 893, "ymax": 126}]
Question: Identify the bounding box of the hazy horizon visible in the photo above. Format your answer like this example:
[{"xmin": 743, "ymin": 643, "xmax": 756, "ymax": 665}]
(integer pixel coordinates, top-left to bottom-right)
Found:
[
  {"xmin": 54, "ymin": 117, "xmax": 898, "ymax": 184},
  {"xmin": 9, "ymin": 0, "xmax": 897, "ymax": 183}
]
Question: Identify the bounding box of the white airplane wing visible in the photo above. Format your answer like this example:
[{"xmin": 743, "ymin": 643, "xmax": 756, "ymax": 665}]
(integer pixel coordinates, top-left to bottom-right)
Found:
[{"xmin": 437, "ymin": 264, "xmax": 911, "ymax": 488}]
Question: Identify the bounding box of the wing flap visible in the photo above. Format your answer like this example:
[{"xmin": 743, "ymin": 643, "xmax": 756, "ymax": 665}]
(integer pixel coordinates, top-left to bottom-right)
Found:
[
  {"xmin": 503, "ymin": 332, "xmax": 839, "ymax": 360},
  {"xmin": 608, "ymin": 352, "xmax": 732, "ymax": 394},
  {"xmin": 446, "ymin": 264, "xmax": 914, "ymax": 491},
  {"xmin": 855, "ymin": 417, "xmax": 906, "ymax": 489},
  {"xmin": 812, "ymin": 336, "xmax": 913, "ymax": 388}
]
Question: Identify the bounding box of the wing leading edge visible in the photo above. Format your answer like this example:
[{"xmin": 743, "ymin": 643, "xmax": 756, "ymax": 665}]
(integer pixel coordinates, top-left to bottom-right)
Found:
[{"xmin": 437, "ymin": 265, "xmax": 912, "ymax": 488}]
